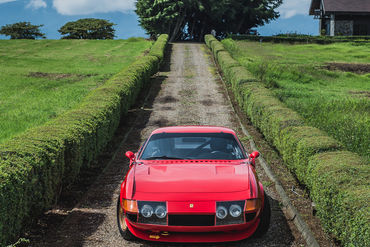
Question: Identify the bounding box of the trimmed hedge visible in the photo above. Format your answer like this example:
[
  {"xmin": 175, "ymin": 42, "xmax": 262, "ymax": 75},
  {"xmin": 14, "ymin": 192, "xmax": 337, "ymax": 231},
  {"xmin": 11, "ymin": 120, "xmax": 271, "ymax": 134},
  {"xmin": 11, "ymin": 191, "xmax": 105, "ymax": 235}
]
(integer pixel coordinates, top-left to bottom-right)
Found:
[
  {"xmin": 0, "ymin": 34, "xmax": 168, "ymax": 246},
  {"xmin": 307, "ymin": 152, "xmax": 370, "ymax": 247},
  {"xmin": 216, "ymin": 51, "xmax": 240, "ymax": 80},
  {"xmin": 205, "ymin": 34, "xmax": 370, "ymax": 247},
  {"xmin": 149, "ymin": 34, "xmax": 169, "ymax": 64},
  {"xmin": 228, "ymin": 34, "xmax": 370, "ymax": 44},
  {"xmin": 210, "ymin": 39, "xmax": 226, "ymax": 58},
  {"xmin": 205, "ymin": 34, "xmax": 215, "ymax": 47}
]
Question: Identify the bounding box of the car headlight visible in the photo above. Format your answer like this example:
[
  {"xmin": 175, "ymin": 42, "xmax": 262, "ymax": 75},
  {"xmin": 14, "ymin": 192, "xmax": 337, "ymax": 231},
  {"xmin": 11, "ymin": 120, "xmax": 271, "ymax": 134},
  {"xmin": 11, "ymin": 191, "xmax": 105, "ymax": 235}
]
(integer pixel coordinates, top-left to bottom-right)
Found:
[
  {"xmin": 216, "ymin": 201, "xmax": 245, "ymax": 225},
  {"xmin": 155, "ymin": 205, "xmax": 167, "ymax": 219},
  {"xmin": 141, "ymin": 204, "xmax": 154, "ymax": 218},
  {"xmin": 216, "ymin": 206, "xmax": 228, "ymax": 219},
  {"xmin": 229, "ymin": 204, "xmax": 242, "ymax": 217},
  {"xmin": 138, "ymin": 201, "xmax": 167, "ymax": 225}
]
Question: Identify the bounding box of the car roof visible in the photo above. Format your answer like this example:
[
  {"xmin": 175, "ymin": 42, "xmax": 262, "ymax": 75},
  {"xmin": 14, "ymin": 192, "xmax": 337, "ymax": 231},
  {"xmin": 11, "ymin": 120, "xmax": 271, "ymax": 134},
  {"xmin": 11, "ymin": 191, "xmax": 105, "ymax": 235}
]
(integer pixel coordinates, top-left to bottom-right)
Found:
[{"xmin": 151, "ymin": 126, "xmax": 237, "ymax": 135}]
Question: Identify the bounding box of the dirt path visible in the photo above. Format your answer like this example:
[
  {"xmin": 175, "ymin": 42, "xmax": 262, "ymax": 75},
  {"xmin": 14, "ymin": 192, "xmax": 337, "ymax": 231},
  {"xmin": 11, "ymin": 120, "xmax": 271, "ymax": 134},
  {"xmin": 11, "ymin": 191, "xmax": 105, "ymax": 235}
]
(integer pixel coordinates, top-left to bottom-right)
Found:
[{"xmin": 32, "ymin": 43, "xmax": 304, "ymax": 246}]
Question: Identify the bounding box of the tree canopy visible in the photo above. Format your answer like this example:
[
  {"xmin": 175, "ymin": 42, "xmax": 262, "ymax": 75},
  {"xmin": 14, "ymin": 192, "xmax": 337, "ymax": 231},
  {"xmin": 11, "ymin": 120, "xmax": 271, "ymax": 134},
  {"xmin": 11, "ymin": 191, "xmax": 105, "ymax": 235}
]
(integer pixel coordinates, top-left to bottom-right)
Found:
[
  {"xmin": 136, "ymin": 0, "xmax": 282, "ymax": 41},
  {"xmin": 0, "ymin": 22, "xmax": 45, "ymax": 39},
  {"xmin": 58, "ymin": 18, "xmax": 116, "ymax": 39}
]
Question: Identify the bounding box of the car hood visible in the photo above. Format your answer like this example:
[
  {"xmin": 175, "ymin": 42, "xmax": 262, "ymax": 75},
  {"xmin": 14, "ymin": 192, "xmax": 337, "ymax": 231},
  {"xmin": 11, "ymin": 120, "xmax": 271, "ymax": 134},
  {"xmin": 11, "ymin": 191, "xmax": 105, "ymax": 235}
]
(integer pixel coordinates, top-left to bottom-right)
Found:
[{"xmin": 134, "ymin": 161, "xmax": 250, "ymax": 193}]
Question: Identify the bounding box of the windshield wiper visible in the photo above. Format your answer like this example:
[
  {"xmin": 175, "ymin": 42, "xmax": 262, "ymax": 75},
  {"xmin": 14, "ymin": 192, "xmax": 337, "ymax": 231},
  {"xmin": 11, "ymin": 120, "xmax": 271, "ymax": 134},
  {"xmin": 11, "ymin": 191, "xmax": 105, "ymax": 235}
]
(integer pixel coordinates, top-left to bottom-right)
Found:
[{"xmin": 145, "ymin": 156, "xmax": 184, "ymax": 160}]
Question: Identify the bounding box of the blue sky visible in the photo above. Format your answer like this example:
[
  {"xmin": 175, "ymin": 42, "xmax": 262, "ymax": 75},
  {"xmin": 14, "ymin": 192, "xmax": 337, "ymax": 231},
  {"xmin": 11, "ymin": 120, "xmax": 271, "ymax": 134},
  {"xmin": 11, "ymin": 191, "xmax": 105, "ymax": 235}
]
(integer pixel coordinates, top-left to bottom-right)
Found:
[{"xmin": 0, "ymin": 0, "xmax": 319, "ymax": 39}]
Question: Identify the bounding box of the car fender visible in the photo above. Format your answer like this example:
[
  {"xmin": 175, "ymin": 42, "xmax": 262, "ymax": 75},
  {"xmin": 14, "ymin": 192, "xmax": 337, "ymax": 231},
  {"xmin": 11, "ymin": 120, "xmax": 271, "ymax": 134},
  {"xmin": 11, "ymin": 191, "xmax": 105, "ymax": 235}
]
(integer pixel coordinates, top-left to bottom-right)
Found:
[{"xmin": 121, "ymin": 166, "xmax": 136, "ymax": 200}]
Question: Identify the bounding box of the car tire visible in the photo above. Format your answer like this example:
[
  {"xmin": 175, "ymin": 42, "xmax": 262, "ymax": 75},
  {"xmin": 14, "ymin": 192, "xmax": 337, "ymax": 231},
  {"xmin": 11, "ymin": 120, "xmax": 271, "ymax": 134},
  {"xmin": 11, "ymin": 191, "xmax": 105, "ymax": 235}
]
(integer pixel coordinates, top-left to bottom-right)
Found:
[
  {"xmin": 117, "ymin": 196, "xmax": 136, "ymax": 241},
  {"xmin": 252, "ymin": 191, "xmax": 271, "ymax": 238}
]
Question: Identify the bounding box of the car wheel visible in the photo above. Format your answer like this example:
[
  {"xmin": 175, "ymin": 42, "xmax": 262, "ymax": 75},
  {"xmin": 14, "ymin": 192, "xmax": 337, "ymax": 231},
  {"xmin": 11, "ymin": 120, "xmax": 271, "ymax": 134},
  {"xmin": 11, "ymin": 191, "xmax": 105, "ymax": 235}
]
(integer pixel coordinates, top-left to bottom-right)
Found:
[
  {"xmin": 117, "ymin": 196, "xmax": 136, "ymax": 241},
  {"xmin": 252, "ymin": 191, "xmax": 271, "ymax": 238}
]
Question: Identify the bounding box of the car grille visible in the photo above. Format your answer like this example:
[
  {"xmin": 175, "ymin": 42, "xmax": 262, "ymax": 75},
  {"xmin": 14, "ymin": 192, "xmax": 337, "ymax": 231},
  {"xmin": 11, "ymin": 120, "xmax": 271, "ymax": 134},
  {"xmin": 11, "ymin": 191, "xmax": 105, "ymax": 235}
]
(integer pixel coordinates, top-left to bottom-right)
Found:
[{"xmin": 168, "ymin": 214, "xmax": 215, "ymax": 226}]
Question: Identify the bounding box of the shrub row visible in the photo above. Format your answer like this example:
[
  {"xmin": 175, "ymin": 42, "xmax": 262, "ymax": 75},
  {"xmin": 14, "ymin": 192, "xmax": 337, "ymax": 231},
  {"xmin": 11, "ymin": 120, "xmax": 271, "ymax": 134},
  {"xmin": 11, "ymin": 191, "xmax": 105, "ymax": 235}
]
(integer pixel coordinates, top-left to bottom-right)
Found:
[
  {"xmin": 0, "ymin": 34, "xmax": 168, "ymax": 246},
  {"xmin": 205, "ymin": 34, "xmax": 369, "ymax": 247},
  {"xmin": 149, "ymin": 34, "xmax": 169, "ymax": 64},
  {"xmin": 228, "ymin": 34, "xmax": 370, "ymax": 44}
]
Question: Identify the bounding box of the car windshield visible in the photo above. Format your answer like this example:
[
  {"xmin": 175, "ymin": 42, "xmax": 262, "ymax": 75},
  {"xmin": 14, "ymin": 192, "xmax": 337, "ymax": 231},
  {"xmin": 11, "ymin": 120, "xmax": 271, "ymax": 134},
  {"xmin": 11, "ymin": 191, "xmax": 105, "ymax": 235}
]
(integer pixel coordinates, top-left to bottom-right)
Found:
[{"xmin": 140, "ymin": 133, "xmax": 245, "ymax": 160}]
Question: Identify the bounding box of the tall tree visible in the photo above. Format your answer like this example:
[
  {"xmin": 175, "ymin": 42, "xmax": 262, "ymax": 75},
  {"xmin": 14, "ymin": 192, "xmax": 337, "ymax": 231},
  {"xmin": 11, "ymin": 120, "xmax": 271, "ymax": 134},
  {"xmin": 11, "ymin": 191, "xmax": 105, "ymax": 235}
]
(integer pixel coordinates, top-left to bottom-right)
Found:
[
  {"xmin": 0, "ymin": 22, "xmax": 45, "ymax": 39},
  {"xmin": 136, "ymin": 0, "xmax": 282, "ymax": 41},
  {"xmin": 58, "ymin": 18, "xmax": 116, "ymax": 39}
]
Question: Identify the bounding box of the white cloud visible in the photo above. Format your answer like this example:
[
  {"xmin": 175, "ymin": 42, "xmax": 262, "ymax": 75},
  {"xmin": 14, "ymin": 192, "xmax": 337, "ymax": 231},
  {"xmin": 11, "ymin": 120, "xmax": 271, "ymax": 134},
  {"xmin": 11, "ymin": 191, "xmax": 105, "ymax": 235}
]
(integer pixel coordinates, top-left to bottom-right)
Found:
[
  {"xmin": 53, "ymin": 0, "xmax": 136, "ymax": 15},
  {"xmin": 26, "ymin": 0, "xmax": 47, "ymax": 9},
  {"xmin": 278, "ymin": 0, "xmax": 311, "ymax": 19},
  {"xmin": 0, "ymin": 0, "xmax": 16, "ymax": 4}
]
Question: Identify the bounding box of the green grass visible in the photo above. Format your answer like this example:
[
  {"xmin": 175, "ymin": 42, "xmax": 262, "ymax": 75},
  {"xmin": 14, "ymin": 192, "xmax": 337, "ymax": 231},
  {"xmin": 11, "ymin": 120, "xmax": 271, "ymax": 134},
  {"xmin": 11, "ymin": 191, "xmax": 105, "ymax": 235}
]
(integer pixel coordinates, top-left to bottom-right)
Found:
[
  {"xmin": 0, "ymin": 38, "xmax": 152, "ymax": 144},
  {"xmin": 223, "ymin": 39, "xmax": 370, "ymax": 160}
]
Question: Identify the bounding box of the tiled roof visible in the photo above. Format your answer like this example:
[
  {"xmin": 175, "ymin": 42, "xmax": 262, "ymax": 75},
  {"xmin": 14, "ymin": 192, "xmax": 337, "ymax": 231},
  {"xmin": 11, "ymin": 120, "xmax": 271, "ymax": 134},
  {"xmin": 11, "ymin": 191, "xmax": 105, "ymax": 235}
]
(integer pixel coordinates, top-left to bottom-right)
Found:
[{"xmin": 310, "ymin": 0, "xmax": 370, "ymax": 14}]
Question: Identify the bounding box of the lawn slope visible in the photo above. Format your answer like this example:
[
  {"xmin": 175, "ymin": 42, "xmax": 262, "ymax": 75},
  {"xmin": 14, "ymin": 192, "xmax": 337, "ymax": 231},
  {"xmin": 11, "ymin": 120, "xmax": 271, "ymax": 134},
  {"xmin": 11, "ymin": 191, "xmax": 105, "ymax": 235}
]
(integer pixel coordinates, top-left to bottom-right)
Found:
[
  {"xmin": 0, "ymin": 38, "xmax": 152, "ymax": 144},
  {"xmin": 222, "ymin": 39, "xmax": 370, "ymax": 161}
]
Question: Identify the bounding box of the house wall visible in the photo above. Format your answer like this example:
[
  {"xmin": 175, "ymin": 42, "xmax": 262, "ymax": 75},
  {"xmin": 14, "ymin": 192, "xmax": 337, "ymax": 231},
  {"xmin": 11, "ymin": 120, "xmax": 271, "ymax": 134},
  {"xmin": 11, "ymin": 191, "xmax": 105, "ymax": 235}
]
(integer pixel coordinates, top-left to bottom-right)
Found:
[
  {"xmin": 335, "ymin": 20, "xmax": 354, "ymax": 35},
  {"xmin": 334, "ymin": 15, "xmax": 370, "ymax": 36},
  {"xmin": 353, "ymin": 15, "xmax": 370, "ymax": 35}
]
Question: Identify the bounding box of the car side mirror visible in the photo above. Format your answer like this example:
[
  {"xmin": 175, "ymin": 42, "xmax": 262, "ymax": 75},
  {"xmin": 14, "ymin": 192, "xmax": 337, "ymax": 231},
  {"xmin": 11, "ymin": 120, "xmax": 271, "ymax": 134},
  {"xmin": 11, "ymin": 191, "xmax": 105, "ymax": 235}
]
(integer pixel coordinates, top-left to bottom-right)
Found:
[
  {"xmin": 125, "ymin": 151, "xmax": 136, "ymax": 162},
  {"xmin": 249, "ymin": 151, "xmax": 260, "ymax": 159}
]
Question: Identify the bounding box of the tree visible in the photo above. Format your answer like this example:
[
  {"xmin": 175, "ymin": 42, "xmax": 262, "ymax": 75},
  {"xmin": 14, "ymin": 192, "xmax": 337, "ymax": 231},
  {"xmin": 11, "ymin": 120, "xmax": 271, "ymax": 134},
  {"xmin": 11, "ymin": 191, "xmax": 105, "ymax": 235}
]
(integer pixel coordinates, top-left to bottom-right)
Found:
[
  {"xmin": 135, "ymin": 0, "xmax": 282, "ymax": 42},
  {"xmin": 58, "ymin": 18, "xmax": 116, "ymax": 39},
  {"xmin": 0, "ymin": 22, "xmax": 45, "ymax": 39}
]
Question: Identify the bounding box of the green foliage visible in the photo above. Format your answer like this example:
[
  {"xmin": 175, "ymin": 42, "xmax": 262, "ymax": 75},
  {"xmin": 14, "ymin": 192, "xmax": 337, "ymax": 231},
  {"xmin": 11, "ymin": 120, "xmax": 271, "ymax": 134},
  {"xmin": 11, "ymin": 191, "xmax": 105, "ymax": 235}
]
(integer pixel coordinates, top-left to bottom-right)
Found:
[
  {"xmin": 229, "ymin": 34, "xmax": 370, "ymax": 44},
  {"xmin": 216, "ymin": 51, "xmax": 239, "ymax": 75},
  {"xmin": 0, "ymin": 35, "xmax": 168, "ymax": 246},
  {"xmin": 205, "ymin": 34, "xmax": 216, "ymax": 47},
  {"xmin": 0, "ymin": 22, "xmax": 45, "ymax": 39},
  {"xmin": 58, "ymin": 18, "xmax": 116, "ymax": 39},
  {"xmin": 0, "ymin": 39, "xmax": 152, "ymax": 144},
  {"xmin": 136, "ymin": 0, "xmax": 282, "ymax": 41},
  {"xmin": 227, "ymin": 66, "xmax": 257, "ymax": 93},
  {"xmin": 279, "ymin": 126, "xmax": 342, "ymax": 182},
  {"xmin": 206, "ymin": 35, "xmax": 370, "ymax": 247},
  {"xmin": 307, "ymin": 152, "xmax": 369, "ymax": 246},
  {"xmin": 149, "ymin": 34, "xmax": 169, "ymax": 64},
  {"xmin": 222, "ymin": 38, "xmax": 370, "ymax": 160}
]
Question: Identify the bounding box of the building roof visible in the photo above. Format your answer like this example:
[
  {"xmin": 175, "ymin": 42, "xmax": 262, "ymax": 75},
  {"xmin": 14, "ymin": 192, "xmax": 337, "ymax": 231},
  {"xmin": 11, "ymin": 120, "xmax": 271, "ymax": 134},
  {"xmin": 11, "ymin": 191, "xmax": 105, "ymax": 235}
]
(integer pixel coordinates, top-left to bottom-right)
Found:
[{"xmin": 310, "ymin": 0, "xmax": 370, "ymax": 15}]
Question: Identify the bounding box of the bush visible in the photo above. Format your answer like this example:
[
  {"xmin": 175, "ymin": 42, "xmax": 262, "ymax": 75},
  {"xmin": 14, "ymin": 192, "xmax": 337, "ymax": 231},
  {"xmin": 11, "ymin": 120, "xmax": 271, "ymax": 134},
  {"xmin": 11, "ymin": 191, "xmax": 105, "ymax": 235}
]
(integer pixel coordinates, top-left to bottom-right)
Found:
[
  {"xmin": 205, "ymin": 34, "xmax": 217, "ymax": 47},
  {"xmin": 228, "ymin": 34, "xmax": 370, "ymax": 44},
  {"xmin": 149, "ymin": 34, "xmax": 169, "ymax": 64},
  {"xmin": 307, "ymin": 152, "xmax": 369, "ymax": 245},
  {"xmin": 227, "ymin": 66, "xmax": 257, "ymax": 86},
  {"xmin": 205, "ymin": 34, "xmax": 369, "ymax": 247},
  {"xmin": 0, "ymin": 35, "xmax": 168, "ymax": 246},
  {"xmin": 216, "ymin": 51, "xmax": 240, "ymax": 80},
  {"xmin": 211, "ymin": 40, "xmax": 226, "ymax": 58},
  {"xmin": 279, "ymin": 126, "xmax": 342, "ymax": 182}
]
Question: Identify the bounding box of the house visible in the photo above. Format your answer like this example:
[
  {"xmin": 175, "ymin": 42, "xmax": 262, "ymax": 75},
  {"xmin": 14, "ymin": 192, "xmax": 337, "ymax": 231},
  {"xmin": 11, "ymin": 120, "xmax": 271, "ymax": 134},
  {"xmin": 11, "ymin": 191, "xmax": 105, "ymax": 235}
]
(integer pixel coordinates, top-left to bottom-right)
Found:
[{"xmin": 309, "ymin": 0, "xmax": 370, "ymax": 36}]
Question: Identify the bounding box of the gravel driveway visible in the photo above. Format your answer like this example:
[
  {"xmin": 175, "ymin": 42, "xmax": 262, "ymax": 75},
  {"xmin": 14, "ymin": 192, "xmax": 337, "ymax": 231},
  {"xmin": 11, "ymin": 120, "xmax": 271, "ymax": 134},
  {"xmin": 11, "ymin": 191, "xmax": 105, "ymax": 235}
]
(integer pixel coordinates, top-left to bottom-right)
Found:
[{"xmin": 33, "ymin": 43, "xmax": 304, "ymax": 247}]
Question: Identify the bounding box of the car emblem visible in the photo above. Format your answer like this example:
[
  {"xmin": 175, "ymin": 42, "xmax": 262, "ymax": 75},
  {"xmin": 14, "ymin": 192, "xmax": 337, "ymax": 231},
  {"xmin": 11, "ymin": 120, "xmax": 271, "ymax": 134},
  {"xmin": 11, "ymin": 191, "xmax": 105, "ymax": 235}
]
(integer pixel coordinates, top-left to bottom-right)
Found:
[{"xmin": 189, "ymin": 203, "xmax": 194, "ymax": 208}]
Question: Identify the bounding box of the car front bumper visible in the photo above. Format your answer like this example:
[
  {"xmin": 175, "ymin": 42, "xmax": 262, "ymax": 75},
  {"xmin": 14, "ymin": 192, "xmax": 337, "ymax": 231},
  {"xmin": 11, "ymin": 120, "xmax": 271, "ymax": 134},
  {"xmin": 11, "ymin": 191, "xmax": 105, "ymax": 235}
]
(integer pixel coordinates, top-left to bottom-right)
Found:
[{"xmin": 126, "ymin": 218, "xmax": 260, "ymax": 242}]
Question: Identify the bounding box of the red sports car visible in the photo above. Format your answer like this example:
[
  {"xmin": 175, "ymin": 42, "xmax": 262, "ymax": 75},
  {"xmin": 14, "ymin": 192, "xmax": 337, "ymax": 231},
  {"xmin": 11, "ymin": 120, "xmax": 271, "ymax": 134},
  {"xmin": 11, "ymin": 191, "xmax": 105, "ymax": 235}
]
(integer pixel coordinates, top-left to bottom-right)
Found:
[{"xmin": 117, "ymin": 126, "xmax": 270, "ymax": 242}]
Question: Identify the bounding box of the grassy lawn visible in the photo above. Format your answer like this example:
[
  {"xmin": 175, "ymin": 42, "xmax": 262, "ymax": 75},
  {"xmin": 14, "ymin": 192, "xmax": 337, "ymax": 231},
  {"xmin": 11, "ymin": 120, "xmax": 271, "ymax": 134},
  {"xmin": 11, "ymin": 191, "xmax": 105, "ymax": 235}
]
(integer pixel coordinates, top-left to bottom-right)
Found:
[
  {"xmin": 0, "ymin": 38, "xmax": 152, "ymax": 144},
  {"xmin": 223, "ymin": 39, "xmax": 370, "ymax": 160}
]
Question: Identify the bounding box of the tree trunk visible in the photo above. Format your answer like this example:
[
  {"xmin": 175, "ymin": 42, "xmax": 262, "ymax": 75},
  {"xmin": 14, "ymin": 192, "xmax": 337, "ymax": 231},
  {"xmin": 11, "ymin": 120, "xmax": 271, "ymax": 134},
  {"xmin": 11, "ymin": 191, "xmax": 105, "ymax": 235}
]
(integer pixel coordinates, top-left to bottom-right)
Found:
[
  {"xmin": 169, "ymin": 12, "xmax": 185, "ymax": 42},
  {"xmin": 189, "ymin": 18, "xmax": 195, "ymax": 40},
  {"xmin": 236, "ymin": 15, "xmax": 246, "ymax": 34},
  {"xmin": 199, "ymin": 22, "xmax": 206, "ymax": 42}
]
